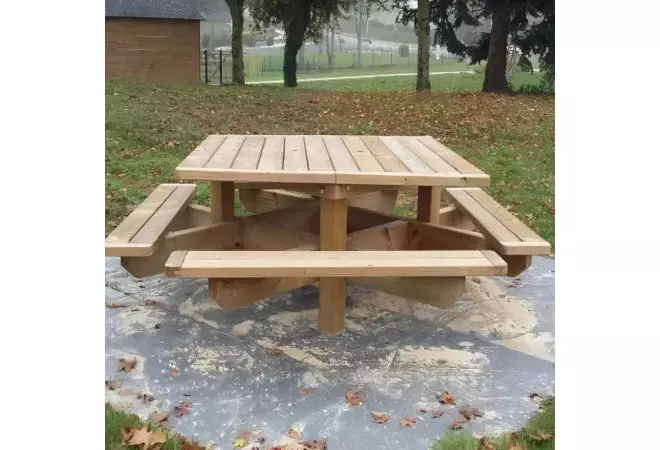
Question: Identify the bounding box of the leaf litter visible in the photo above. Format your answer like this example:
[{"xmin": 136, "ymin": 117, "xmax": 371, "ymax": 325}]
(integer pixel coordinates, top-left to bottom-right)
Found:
[
  {"xmin": 437, "ymin": 391, "xmax": 456, "ymax": 405},
  {"xmin": 399, "ymin": 416, "xmax": 416, "ymax": 428},
  {"xmin": 344, "ymin": 389, "xmax": 363, "ymax": 407},
  {"xmin": 118, "ymin": 357, "xmax": 137, "ymax": 373},
  {"xmin": 371, "ymin": 411, "xmax": 389, "ymax": 424},
  {"xmin": 120, "ymin": 425, "xmax": 166, "ymax": 450}
]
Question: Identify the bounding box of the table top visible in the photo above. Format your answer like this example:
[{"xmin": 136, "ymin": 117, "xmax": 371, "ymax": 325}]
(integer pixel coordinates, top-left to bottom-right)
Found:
[{"xmin": 175, "ymin": 135, "xmax": 489, "ymax": 187}]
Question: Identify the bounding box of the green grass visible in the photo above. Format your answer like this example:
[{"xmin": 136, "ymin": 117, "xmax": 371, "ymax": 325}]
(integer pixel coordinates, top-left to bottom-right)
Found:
[
  {"xmin": 105, "ymin": 404, "xmax": 194, "ymax": 450},
  {"xmin": 432, "ymin": 397, "xmax": 555, "ymax": 450},
  {"xmin": 105, "ymin": 79, "xmax": 554, "ymax": 247}
]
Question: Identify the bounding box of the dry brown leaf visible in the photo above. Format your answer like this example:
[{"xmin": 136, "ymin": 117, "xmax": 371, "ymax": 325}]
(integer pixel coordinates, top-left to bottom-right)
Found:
[
  {"xmin": 430, "ymin": 410, "xmax": 444, "ymax": 418},
  {"xmin": 122, "ymin": 425, "xmax": 166, "ymax": 450},
  {"xmin": 269, "ymin": 348, "xmax": 285, "ymax": 356},
  {"xmin": 169, "ymin": 369, "xmax": 179, "ymax": 376},
  {"xmin": 179, "ymin": 401, "xmax": 192, "ymax": 408},
  {"xmin": 105, "ymin": 379, "xmax": 122, "ymax": 390},
  {"xmin": 149, "ymin": 411, "xmax": 169, "ymax": 425},
  {"xmin": 507, "ymin": 445, "xmax": 523, "ymax": 450},
  {"xmin": 450, "ymin": 420, "xmax": 464, "ymax": 430},
  {"xmin": 105, "ymin": 302, "xmax": 127, "ymax": 308},
  {"xmin": 345, "ymin": 389, "xmax": 363, "ymax": 407},
  {"xmin": 301, "ymin": 439, "xmax": 326, "ymax": 450},
  {"xmin": 459, "ymin": 407, "xmax": 484, "ymax": 421},
  {"xmin": 118, "ymin": 357, "xmax": 137, "ymax": 373},
  {"xmin": 437, "ymin": 391, "xmax": 456, "ymax": 405},
  {"xmin": 399, "ymin": 415, "xmax": 416, "ymax": 428},
  {"xmin": 288, "ymin": 427, "xmax": 302, "ymax": 440},
  {"xmin": 530, "ymin": 431, "xmax": 553, "ymax": 441},
  {"xmin": 371, "ymin": 411, "xmax": 389, "ymax": 424},
  {"xmin": 478, "ymin": 437, "xmax": 495, "ymax": 450},
  {"xmin": 300, "ymin": 387, "xmax": 313, "ymax": 396}
]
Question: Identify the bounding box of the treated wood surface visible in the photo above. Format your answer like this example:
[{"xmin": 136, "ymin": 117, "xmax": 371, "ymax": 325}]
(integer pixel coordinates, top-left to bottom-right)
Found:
[
  {"xmin": 105, "ymin": 184, "xmax": 196, "ymax": 257},
  {"xmin": 164, "ymin": 250, "xmax": 508, "ymax": 278},
  {"xmin": 175, "ymin": 135, "xmax": 489, "ymax": 187},
  {"xmin": 445, "ymin": 188, "xmax": 551, "ymax": 255}
]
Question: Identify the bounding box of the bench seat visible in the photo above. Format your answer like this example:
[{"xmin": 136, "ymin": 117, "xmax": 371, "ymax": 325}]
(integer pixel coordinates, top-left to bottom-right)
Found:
[
  {"xmin": 164, "ymin": 249, "xmax": 508, "ymax": 278},
  {"xmin": 105, "ymin": 184, "xmax": 197, "ymax": 257},
  {"xmin": 445, "ymin": 188, "xmax": 551, "ymax": 256}
]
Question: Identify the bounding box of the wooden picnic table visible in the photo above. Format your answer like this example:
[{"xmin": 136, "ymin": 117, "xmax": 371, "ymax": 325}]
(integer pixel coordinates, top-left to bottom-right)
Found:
[{"xmin": 106, "ymin": 135, "xmax": 551, "ymax": 334}]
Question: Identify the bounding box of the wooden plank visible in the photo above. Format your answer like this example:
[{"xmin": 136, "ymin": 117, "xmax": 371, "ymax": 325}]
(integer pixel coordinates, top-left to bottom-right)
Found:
[
  {"xmin": 210, "ymin": 181, "xmax": 234, "ymax": 222},
  {"xmin": 335, "ymin": 171, "xmax": 489, "ymax": 187},
  {"xmin": 283, "ymin": 135, "xmax": 309, "ymax": 171},
  {"xmin": 398, "ymin": 137, "xmax": 459, "ymax": 174},
  {"xmin": 342, "ymin": 136, "xmax": 384, "ymax": 172},
  {"xmin": 105, "ymin": 184, "xmax": 177, "ymax": 245},
  {"xmin": 257, "ymin": 135, "xmax": 285, "ymax": 170},
  {"xmin": 243, "ymin": 223, "xmax": 320, "ymax": 250},
  {"xmin": 165, "ymin": 250, "xmax": 508, "ymax": 278},
  {"xmin": 346, "ymin": 221, "xmax": 410, "ymax": 250},
  {"xmin": 130, "ymin": 184, "xmax": 197, "ymax": 250},
  {"xmin": 177, "ymin": 135, "xmax": 226, "ymax": 169},
  {"xmin": 231, "ymin": 135, "xmax": 266, "ymax": 170},
  {"xmin": 360, "ymin": 136, "xmax": 409, "ymax": 172},
  {"xmin": 204, "ymin": 135, "xmax": 246, "ymax": 169},
  {"xmin": 446, "ymin": 188, "xmax": 551, "ymax": 255},
  {"xmin": 319, "ymin": 196, "xmax": 348, "ymax": 334},
  {"xmin": 445, "ymin": 188, "xmax": 520, "ymax": 252},
  {"xmin": 464, "ymin": 188, "xmax": 550, "ymax": 247},
  {"xmin": 379, "ymin": 136, "xmax": 434, "ymax": 173},
  {"xmin": 351, "ymin": 276, "xmax": 466, "ymax": 309},
  {"xmin": 175, "ymin": 168, "xmax": 336, "ymax": 184},
  {"xmin": 417, "ymin": 186, "xmax": 442, "ymax": 223},
  {"xmin": 209, "ymin": 276, "xmax": 317, "ymax": 309},
  {"xmin": 416, "ymin": 136, "xmax": 486, "ymax": 175},
  {"xmin": 323, "ymin": 135, "xmax": 359, "ymax": 172},
  {"xmin": 304, "ymin": 135, "xmax": 334, "ymax": 171}
]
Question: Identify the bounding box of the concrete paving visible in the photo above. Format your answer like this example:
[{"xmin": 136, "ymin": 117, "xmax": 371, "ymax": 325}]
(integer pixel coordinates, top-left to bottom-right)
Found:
[{"xmin": 105, "ymin": 256, "xmax": 554, "ymax": 449}]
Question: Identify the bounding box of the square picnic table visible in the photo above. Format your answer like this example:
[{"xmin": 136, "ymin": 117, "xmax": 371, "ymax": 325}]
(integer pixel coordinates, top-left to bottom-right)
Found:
[{"xmin": 106, "ymin": 135, "xmax": 551, "ymax": 334}]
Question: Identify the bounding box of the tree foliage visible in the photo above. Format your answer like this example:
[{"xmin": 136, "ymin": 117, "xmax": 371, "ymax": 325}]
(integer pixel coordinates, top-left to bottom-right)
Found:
[{"xmin": 393, "ymin": 0, "xmax": 554, "ymax": 92}]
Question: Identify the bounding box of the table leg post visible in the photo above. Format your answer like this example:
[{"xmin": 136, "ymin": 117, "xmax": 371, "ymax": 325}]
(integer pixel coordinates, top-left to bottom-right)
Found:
[
  {"xmin": 319, "ymin": 196, "xmax": 348, "ymax": 334},
  {"xmin": 210, "ymin": 181, "xmax": 235, "ymax": 222},
  {"xmin": 417, "ymin": 186, "xmax": 442, "ymax": 223}
]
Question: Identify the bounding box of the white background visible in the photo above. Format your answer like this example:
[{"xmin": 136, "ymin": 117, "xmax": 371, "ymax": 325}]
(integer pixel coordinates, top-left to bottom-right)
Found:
[{"xmin": 1, "ymin": 0, "xmax": 659, "ymax": 447}]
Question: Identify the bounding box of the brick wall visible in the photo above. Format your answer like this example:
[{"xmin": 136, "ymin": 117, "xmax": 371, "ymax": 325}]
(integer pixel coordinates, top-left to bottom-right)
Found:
[{"xmin": 106, "ymin": 17, "xmax": 200, "ymax": 83}]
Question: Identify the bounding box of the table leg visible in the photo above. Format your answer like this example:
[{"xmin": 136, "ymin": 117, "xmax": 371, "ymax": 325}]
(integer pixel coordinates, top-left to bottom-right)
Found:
[
  {"xmin": 319, "ymin": 196, "xmax": 348, "ymax": 334},
  {"xmin": 417, "ymin": 186, "xmax": 442, "ymax": 223},
  {"xmin": 210, "ymin": 181, "xmax": 235, "ymax": 222}
]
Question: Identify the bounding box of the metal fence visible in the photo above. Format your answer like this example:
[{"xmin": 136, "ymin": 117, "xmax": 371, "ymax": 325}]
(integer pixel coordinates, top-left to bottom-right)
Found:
[{"xmin": 200, "ymin": 50, "xmax": 233, "ymax": 84}]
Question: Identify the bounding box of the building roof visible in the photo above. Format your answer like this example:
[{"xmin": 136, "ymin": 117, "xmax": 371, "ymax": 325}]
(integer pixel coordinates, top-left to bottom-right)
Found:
[{"xmin": 106, "ymin": 0, "xmax": 204, "ymax": 21}]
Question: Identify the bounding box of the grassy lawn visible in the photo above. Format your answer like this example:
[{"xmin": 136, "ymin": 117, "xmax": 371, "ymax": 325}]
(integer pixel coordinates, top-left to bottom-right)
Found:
[
  {"xmin": 105, "ymin": 77, "xmax": 554, "ymax": 247},
  {"xmin": 433, "ymin": 397, "xmax": 555, "ymax": 450}
]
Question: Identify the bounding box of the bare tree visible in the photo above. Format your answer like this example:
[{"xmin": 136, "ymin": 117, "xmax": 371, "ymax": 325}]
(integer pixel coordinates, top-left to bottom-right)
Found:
[{"xmin": 225, "ymin": 0, "xmax": 245, "ymax": 85}]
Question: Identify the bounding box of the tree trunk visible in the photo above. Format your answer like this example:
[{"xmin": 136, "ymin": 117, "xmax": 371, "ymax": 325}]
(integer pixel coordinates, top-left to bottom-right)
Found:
[
  {"xmin": 226, "ymin": 0, "xmax": 245, "ymax": 85},
  {"xmin": 416, "ymin": 0, "xmax": 430, "ymax": 92},
  {"xmin": 483, "ymin": 0, "xmax": 510, "ymax": 93},
  {"xmin": 283, "ymin": 9, "xmax": 309, "ymax": 87},
  {"xmin": 326, "ymin": 27, "xmax": 332, "ymax": 67},
  {"xmin": 355, "ymin": 1, "xmax": 364, "ymax": 67}
]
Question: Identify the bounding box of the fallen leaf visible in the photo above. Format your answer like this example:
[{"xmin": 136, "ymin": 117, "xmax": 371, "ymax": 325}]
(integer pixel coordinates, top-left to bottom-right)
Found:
[
  {"xmin": 122, "ymin": 425, "xmax": 166, "ymax": 450},
  {"xmin": 530, "ymin": 430, "xmax": 553, "ymax": 441},
  {"xmin": 105, "ymin": 302, "xmax": 127, "ymax": 308},
  {"xmin": 288, "ymin": 427, "xmax": 301, "ymax": 440},
  {"xmin": 118, "ymin": 357, "xmax": 138, "ymax": 373},
  {"xmin": 179, "ymin": 401, "xmax": 192, "ymax": 408},
  {"xmin": 345, "ymin": 389, "xmax": 363, "ymax": 407},
  {"xmin": 450, "ymin": 420, "xmax": 464, "ymax": 430},
  {"xmin": 529, "ymin": 392, "xmax": 542, "ymax": 400},
  {"xmin": 169, "ymin": 370, "xmax": 179, "ymax": 376},
  {"xmin": 419, "ymin": 408, "xmax": 428, "ymax": 413},
  {"xmin": 371, "ymin": 411, "xmax": 389, "ymax": 424},
  {"xmin": 478, "ymin": 437, "xmax": 495, "ymax": 450},
  {"xmin": 233, "ymin": 438, "xmax": 247, "ymax": 448},
  {"xmin": 301, "ymin": 439, "xmax": 326, "ymax": 450},
  {"xmin": 105, "ymin": 379, "xmax": 122, "ymax": 390},
  {"xmin": 507, "ymin": 445, "xmax": 523, "ymax": 450},
  {"xmin": 121, "ymin": 426, "xmax": 134, "ymax": 443},
  {"xmin": 300, "ymin": 387, "xmax": 313, "ymax": 396},
  {"xmin": 399, "ymin": 415, "xmax": 416, "ymax": 428},
  {"xmin": 173, "ymin": 405, "xmax": 189, "ymax": 418},
  {"xmin": 437, "ymin": 391, "xmax": 456, "ymax": 405},
  {"xmin": 459, "ymin": 407, "xmax": 484, "ymax": 420},
  {"xmin": 269, "ymin": 348, "xmax": 285, "ymax": 356},
  {"xmin": 149, "ymin": 411, "xmax": 169, "ymax": 426},
  {"xmin": 430, "ymin": 410, "xmax": 444, "ymax": 418}
]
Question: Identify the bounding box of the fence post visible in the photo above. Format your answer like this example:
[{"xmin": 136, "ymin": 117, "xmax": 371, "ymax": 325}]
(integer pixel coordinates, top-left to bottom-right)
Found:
[
  {"xmin": 372, "ymin": 52, "xmax": 375, "ymax": 66},
  {"xmin": 390, "ymin": 53, "xmax": 393, "ymax": 66},
  {"xmin": 219, "ymin": 50, "xmax": 223, "ymax": 84},
  {"xmin": 204, "ymin": 50, "xmax": 209, "ymax": 83}
]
